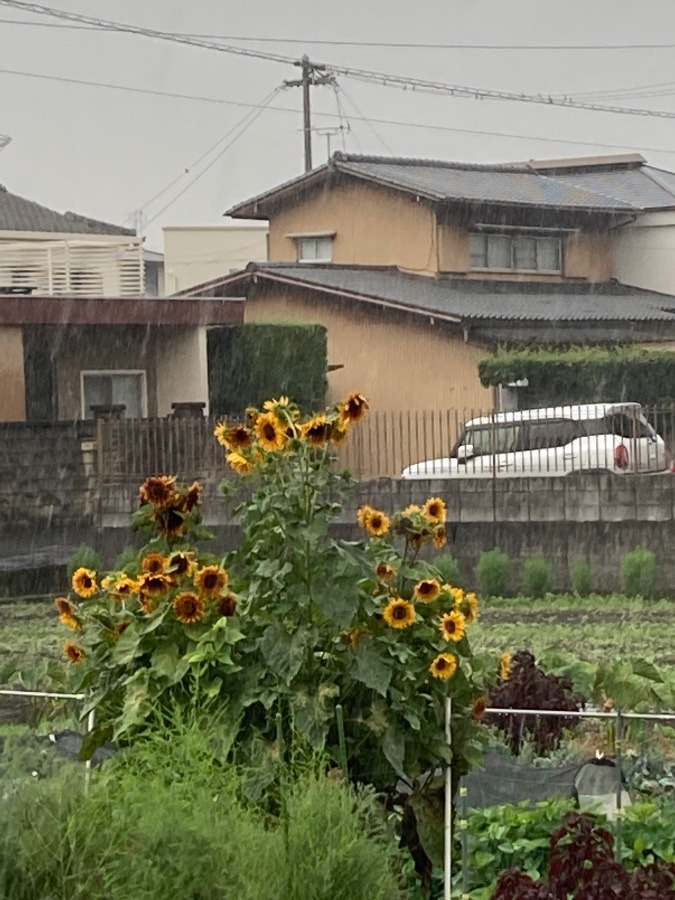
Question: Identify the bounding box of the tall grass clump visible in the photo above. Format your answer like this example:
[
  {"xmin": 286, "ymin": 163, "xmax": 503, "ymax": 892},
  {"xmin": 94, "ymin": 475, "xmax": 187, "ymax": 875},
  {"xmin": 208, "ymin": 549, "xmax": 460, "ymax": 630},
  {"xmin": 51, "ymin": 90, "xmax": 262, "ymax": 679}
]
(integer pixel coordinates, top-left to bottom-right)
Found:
[
  {"xmin": 0, "ymin": 723, "xmax": 402, "ymax": 900},
  {"xmin": 622, "ymin": 547, "xmax": 657, "ymax": 598},
  {"xmin": 476, "ymin": 548, "xmax": 511, "ymax": 598},
  {"xmin": 433, "ymin": 551, "xmax": 462, "ymax": 587},
  {"xmin": 522, "ymin": 555, "xmax": 554, "ymax": 599},
  {"xmin": 571, "ymin": 559, "xmax": 593, "ymax": 597}
]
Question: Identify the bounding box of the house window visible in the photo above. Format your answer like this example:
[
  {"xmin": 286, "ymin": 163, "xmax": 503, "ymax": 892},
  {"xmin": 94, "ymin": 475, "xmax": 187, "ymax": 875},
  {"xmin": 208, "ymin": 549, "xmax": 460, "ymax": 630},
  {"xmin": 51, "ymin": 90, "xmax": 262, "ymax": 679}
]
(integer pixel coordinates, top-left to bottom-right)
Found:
[
  {"xmin": 81, "ymin": 371, "xmax": 146, "ymax": 419},
  {"xmin": 297, "ymin": 236, "xmax": 333, "ymax": 263},
  {"xmin": 469, "ymin": 232, "xmax": 561, "ymax": 272}
]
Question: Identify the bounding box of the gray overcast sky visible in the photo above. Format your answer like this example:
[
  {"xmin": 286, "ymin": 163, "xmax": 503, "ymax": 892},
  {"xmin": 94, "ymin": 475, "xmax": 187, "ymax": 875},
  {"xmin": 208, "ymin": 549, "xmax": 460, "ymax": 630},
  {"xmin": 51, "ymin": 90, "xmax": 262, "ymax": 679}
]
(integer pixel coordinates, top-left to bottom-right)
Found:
[{"xmin": 3, "ymin": 0, "xmax": 675, "ymax": 248}]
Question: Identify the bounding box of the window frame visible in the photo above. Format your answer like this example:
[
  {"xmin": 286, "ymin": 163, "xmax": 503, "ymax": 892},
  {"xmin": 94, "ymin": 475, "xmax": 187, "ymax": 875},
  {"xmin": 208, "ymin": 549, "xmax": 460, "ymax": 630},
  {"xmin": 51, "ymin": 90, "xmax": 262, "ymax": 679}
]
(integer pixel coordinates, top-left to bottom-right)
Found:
[
  {"xmin": 80, "ymin": 369, "xmax": 148, "ymax": 420},
  {"xmin": 469, "ymin": 231, "xmax": 563, "ymax": 274},
  {"xmin": 295, "ymin": 235, "xmax": 334, "ymax": 264}
]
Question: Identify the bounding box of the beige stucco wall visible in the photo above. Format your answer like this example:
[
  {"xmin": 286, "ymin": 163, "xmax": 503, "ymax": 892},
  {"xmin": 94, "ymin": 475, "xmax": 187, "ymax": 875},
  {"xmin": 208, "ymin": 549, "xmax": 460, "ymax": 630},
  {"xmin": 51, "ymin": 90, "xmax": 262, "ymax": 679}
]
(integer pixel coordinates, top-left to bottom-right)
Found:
[
  {"xmin": 564, "ymin": 231, "xmax": 612, "ymax": 281},
  {"xmin": 155, "ymin": 326, "xmax": 209, "ymax": 416},
  {"xmin": 612, "ymin": 214, "xmax": 675, "ymax": 294},
  {"xmin": 268, "ymin": 181, "xmax": 438, "ymax": 273},
  {"xmin": 164, "ymin": 226, "xmax": 268, "ymax": 293},
  {"xmin": 244, "ymin": 287, "xmax": 494, "ymax": 476},
  {"xmin": 55, "ymin": 326, "xmax": 159, "ymax": 420},
  {"xmin": 0, "ymin": 327, "xmax": 26, "ymax": 421}
]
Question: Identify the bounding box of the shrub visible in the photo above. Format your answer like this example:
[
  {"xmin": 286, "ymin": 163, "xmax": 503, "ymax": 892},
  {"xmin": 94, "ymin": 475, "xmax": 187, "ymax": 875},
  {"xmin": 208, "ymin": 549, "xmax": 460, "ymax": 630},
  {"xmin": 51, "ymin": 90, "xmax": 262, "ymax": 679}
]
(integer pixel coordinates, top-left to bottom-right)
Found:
[
  {"xmin": 476, "ymin": 549, "xmax": 511, "ymax": 598},
  {"xmin": 522, "ymin": 555, "xmax": 554, "ymax": 598},
  {"xmin": 622, "ymin": 547, "xmax": 657, "ymax": 598},
  {"xmin": 433, "ymin": 552, "xmax": 462, "ymax": 588},
  {"xmin": 571, "ymin": 559, "xmax": 593, "ymax": 597},
  {"xmin": 487, "ymin": 650, "xmax": 585, "ymax": 756}
]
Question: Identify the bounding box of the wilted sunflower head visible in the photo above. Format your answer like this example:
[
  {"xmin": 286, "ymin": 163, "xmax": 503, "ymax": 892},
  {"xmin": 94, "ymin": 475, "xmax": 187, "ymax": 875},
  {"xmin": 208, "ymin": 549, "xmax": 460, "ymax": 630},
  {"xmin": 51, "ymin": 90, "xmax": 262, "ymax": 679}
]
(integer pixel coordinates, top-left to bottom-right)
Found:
[
  {"xmin": 433, "ymin": 526, "xmax": 447, "ymax": 550},
  {"xmin": 173, "ymin": 591, "xmax": 205, "ymax": 625},
  {"xmin": 458, "ymin": 591, "xmax": 479, "ymax": 623},
  {"xmin": 138, "ymin": 572, "xmax": 171, "ymax": 595},
  {"xmin": 154, "ymin": 506, "xmax": 185, "ymax": 537},
  {"xmin": 414, "ymin": 578, "xmax": 441, "ymax": 603},
  {"xmin": 472, "ymin": 697, "xmax": 488, "ymax": 720},
  {"xmin": 357, "ymin": 504, "xmax": 375, "ymax": 529},
  {"xmin": 111, "ymin": 575, "xmax": 138, "ymax": 599},
  {"xmin": 166, "ymin": 551, "xmax": 196, "ymax": 578},
  {"xmin": 499, "ymin": 651, "xmax": 512, "ymax": 681},
  {"xmin": 59, "ymin": 612, "xmax": 83, "ymax": 632},
  {"xmin": 376, "ymin": 561, "xmax": 396, "ymax": 582},
  {"xmin": 439, "ymin": 610, "xmax": 466, "ymax": 643},
  {"xmin": 429, "ymin": 653, "xmax": 458, "ymax": 681},
  {"xmin": 341, "ymin": 391, "xmax": 369, "ymax": 424},
  {"xmin": 301, "ymin": 414, "xmax": 332, "ymax": 447},
  {"xmin": 215, "ymin": 423, "xmax": 252, "ymax": 452},
  {"xmin": 227, "ymin": 451, "xmax": 254, "ymax": 476},
  {"xmin": 196, "ymin": 565, "xmax": 228, "ymax": 596},
  {"xmin": 382, "ymin": 597, "xmax": 416, "ymax": 629},
  {"xmin": 255, "ymin": 411, "xmax": 288, "ymax": 452},
  {"xmin": 182, "ymin": 480, "xmax": 202, "ymax": 512},
  {"xmin": 365, "ymin": 509, "xmax": 390, "ymax": 538},
  {"xmin": 72, "ymin": 567, "xmax": 98, "ymax": 599},
  {"xmin": 64, "ymin": 641, "xmax": 85, "ymax": 663},
  {"xmin": 263, "ymin": 396, "xmax": 294, "ymax": 422},
  {"xmin": 139, "ymin": 475, "xmax": 177, "ymax": 508},
  {"xmin": 216, "ymin": 593, "xmax": 238, "ymax": 617},
  {"xmin": 141, "ymin": 552, "xmax": 166, "ymax": 575},
  {"xmin": 331, "ymin": 417, "xmax": 350, "ymax": 444},
  {"xmin": 423, "ymin": 497, "xmax": 447, "ymax": 524},
  {"xmin": 54, "ymin": 596, "xmax": 76, "ymax": 617}
]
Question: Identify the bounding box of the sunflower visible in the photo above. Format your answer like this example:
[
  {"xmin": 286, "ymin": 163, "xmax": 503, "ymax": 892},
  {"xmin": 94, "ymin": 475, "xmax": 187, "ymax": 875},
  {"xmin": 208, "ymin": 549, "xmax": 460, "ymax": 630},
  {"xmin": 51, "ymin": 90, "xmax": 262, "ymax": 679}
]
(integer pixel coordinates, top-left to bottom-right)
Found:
[
  {"xmin": 59, "ymin": 612, "xmax": 83, "ymax": 632},
  {"xmin": 376, "ymin": 561, "xmax": 396, "ymax": 582},
  {"xmin": 423, "ymin": 497, "xmax": 447, "ymax": 524},
  {"xmin": 365, "ymin": 510, "xmax": 390, "ymax": 538},
  {"xmin": 195, "ymin": 565, "xmax": 229, "ymax": 597},
  {"xmin": 141, "ymin": 552, "xmax": 166, "ymax": 575},
  {"xmin": 216, "ymin": 593, "xmax": 238, "ymax": 617},
  {"xmin": 457, "ymin": 591, "xmax": 479, "ymax": 623},
  {"xmin": 173, "ymin": 592, "xmax": 206, "ymax": 624},
  {"xmin": 72, "ymin": 567, "xmax": 98, "ymax": 599},
  {"xmin": 301, "ymin": 414, "xmax": 331, "ymax": 446},
  {"xmin": 227, "ymin": 451, "xmax": 254, "ymax": 476},
  {"xmin": 402, "ymin": 504, "xmax": 422, "ymax": 517},
  {"xmin": 382, "ymin": 597, "xmax": 416, "ymax": 629},
  {"xmin": 140, "ymin": 595, "xmax": 157, "ymax": 615},
  {"xmin": 214, "ymin": 423, "xmax": 252, "ymax": 451},
  {"xmin": 433, "ymin": 526, "xmax": 447, "ymax": 550},
  {"xmin": 499, "ymin": 651, "xmax": 512, "ymax": 682},
  {"xmin": 139, "ymin": 475, "xmax": 177, "ymax": 508},
  {"xmin": 429, "ymin": 653, "xmax": 458, "ymax": 680},
  {"xmin": 54, "ymin": 596, "xmax": 76, "ymax": 617},
  {"xmin": 138, "ymin": 572, "xmax": 172, "ymax": 595},
  {"xmin": 357, "ymin": 505, "xmax": 375, "ymax": 528},
  {"xmin": 263, "ymin": 396, "xmax": 295, "ymax": 421},
  {"xmin": 110, "ymin": 575, "xmax": 139, "ymax": 599},
  {"xmin": 256, "ymin": 411, "xmax": 288, "ymax": 451},
  {"xmin": 414, "ymin": 578, "xmax": 441, "ymax": 603},
  {"xmin": 342, "ymin": 626, "xmax": 370, "ymax": 649},
  {"xmin": 341, "ymin": 391, "xmax": 369, "ymax": 423},
  {"xmin": 439, "ymin": 610, "xmax": 466, "ymax": 643},
  {"xmin": 448, "ymin": 586, "xmax": 465, "ymax": 605},
  {"xmin": 166, "ymin": 551, "xmax": 196, "ymax": 578},
  {"xmin": 182, "ymin": 480, "xmax": 202, "ymax": 512},
  {"xmin": 64, "ymin": 641, "xmax": 85, "ymax": 663},
  {"xmin": 331, "ymin": 418, "xmax": 350, "ymax": 444},
  {"xmin": 472, "ymin": 697, "xmax": 488, "ymax": 721}
]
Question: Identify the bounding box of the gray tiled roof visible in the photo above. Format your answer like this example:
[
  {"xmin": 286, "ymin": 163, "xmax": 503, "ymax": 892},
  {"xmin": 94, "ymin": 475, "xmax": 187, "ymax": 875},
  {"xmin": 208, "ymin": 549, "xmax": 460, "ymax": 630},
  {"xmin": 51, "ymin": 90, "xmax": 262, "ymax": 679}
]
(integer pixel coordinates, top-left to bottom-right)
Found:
[
  {"xmin": 248, "ymin": 263, "xmax": 675, "ymax": 324},
  {"xmin": 227, "ymin": 153, "xmax": 675, "ymax": 218},
  {"xmin": 0, "ymin": 185, "xmax": 135, "ymax": 235}
]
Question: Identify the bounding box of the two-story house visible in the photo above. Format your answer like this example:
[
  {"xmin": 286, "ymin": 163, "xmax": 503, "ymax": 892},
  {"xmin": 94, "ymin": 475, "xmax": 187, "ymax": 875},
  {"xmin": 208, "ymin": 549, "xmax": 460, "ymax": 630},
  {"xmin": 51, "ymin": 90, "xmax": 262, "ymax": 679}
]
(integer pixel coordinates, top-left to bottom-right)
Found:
[
  {"xmin": 0, "ymin": 186, "xmax": 241, "ymax": 423},
  {"xmin": 179, "ymin": 152, "xmax": 675, "ymax": 430}
]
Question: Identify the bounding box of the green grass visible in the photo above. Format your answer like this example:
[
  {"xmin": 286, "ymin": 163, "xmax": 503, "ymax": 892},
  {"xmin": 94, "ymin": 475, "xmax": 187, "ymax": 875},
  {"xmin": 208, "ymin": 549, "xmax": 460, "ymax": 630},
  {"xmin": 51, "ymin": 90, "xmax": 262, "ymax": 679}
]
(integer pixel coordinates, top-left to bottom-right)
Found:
[{"xmin": 473, "ymin": 594, "xmax": 675, "ymax": 668}]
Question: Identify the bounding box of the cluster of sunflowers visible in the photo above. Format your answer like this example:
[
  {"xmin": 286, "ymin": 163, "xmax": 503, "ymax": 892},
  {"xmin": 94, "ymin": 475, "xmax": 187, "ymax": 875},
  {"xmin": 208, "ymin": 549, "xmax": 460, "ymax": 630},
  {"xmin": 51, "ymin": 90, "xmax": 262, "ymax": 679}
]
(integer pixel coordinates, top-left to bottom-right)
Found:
[
  {"xmin": 58, "ymin": 478, "xmax": 236, "ymax": 665},
  {"xmin": 356, "ymin": 496, "xmax": 480, "ymax": 683},
  {"xmin": 214, "ymin": 391, "xmax": 369, "ymax": 475},
  {"xmin": 136, "ymin": 475, "xmax": 203, "ymax": 539}
]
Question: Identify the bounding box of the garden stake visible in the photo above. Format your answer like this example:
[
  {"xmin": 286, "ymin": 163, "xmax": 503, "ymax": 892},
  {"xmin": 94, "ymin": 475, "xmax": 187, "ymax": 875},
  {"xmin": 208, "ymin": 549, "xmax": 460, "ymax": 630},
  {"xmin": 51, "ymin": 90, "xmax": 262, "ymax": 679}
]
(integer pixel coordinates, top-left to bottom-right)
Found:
[
  {"xmin": 460, "ymin": 785, "xmax": 469, "ymax": 899},
  {"xmin": 335, "ymin": 704, "xmax": 349, "ymax": 777},
  {"xmin": 85, "ymin": 707, "xmax": 95, "ymax": 794},
  {"xmin": 444, "ymin": 696, "xmax": 453, "ymax": 900},
  {"xmin": 615, "ymin": 708, "xmax": 623, "ymax": 863}
]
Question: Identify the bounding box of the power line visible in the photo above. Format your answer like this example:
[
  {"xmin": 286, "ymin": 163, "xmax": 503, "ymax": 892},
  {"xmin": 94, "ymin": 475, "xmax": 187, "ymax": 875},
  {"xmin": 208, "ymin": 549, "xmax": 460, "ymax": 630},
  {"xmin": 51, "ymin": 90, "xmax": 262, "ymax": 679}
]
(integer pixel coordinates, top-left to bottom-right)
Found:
[
  {"xmin": 4, "ymin": 2, "xmax": 675, "ymax": 121},
  {"xmin": 5, "ymin": 65, "xmax": 675, "ymax": 158},
  {"xmin": 3, "ymin": 17, "xmax": 675, "ymax": 51},
  {"xmin": 337, "ymin": 84, "xmax": 394, "ymax": 155}
]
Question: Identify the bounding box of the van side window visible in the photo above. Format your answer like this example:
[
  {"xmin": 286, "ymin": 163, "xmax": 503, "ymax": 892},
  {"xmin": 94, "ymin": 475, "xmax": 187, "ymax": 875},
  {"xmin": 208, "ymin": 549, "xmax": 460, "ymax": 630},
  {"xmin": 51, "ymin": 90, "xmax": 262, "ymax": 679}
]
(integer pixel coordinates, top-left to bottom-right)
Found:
[
  {"xmin": 603, "ymin": 413, "xmax": 652, "ymax": 439},
  {"xmin": 523, "ymin": 420, "xmax": 580, "ymax": 450}
]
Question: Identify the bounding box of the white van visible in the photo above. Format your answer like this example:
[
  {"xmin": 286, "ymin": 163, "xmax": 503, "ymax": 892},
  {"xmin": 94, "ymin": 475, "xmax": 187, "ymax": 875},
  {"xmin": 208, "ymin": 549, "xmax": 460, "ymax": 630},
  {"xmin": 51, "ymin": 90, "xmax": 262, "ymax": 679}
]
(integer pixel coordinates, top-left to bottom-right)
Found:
[{"xmin": 401, "ymin": 403, "xmax": 668, "ymax": 479}]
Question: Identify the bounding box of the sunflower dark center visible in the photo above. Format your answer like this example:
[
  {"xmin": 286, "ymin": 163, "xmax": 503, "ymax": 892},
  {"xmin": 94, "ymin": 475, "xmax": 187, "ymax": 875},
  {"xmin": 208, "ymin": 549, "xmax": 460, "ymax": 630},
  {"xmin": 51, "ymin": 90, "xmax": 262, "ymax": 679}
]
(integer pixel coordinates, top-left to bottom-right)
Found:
[
  {"xmin": 392, "ymin": 605, "xmax": 407, "ymax": 620},
  {"xmin": 171, "ymin": 556, "xmax": 189, "ymax": 574},
  {"xmin": 371, "ymin": 515, "xmax": 382, "ymax": 528},
  {"xmin": 203, "ymin": 573, "xmax": 218, "ymax": 589},
  {"xmin": 436, "ymin": 658, "xmax": 448, "ymax": 670},
  {"xmin": 82, "ymin": 575, "xmax": 92, "ymax": 588},
  {"xmin": 446, "ymin": 621, "xmax": 456, "ymax": 633},
  {"xmin": 262, "ymin": 423, "xmax": 276, "ymax": 440}
]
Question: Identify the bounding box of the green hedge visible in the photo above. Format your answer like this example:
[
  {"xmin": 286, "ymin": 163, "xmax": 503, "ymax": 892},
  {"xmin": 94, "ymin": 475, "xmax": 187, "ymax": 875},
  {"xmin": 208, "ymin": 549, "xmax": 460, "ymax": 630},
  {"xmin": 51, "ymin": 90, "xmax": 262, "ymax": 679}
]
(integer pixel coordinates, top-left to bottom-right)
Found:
[
  {"xmin": 478, "ymin": 347, "xmax": 675, "ymax": 407},
  {"xmin": 208, "ymin": 324, "xmax": 328, "ymax": 415}
]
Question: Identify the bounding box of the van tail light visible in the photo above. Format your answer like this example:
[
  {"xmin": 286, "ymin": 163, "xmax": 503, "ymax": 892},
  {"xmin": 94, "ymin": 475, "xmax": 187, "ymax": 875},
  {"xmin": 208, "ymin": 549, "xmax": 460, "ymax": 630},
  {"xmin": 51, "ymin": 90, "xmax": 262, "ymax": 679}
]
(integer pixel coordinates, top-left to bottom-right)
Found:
[{"xmin": 614, "ymin": 444, "xmax": 630, "ymax": 470}]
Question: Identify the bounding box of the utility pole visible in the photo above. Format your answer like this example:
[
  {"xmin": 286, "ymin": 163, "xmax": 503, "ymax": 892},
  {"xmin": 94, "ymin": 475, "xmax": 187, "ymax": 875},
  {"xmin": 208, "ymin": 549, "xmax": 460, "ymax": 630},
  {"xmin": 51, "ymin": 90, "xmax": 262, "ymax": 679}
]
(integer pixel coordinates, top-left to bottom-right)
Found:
[{"xmin": 284, "ymin": 55, "xmax": 335, "ymax": 173}]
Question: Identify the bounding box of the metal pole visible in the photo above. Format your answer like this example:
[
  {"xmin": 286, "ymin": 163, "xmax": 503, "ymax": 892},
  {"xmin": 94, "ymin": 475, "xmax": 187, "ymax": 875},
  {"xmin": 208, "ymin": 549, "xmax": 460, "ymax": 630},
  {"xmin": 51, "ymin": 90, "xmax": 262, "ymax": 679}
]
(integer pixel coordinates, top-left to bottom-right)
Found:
[
  {"xmin": 615, "ymin": 708, "xmax": 624, "ymax": 862},
  {"xmin": 302, "ymin": 55, "xmax": 312, "ymax": 172},
  {"xmin": 444, "ymin": 696, "xmax": 453, "ymax": 900},
  {"xmin": 460, "ymin": 785, "xmax": 470, "ymax": 898},
  {"xmin": 85, "ymin": 707, "xmax": 95, "ymax": 793}
]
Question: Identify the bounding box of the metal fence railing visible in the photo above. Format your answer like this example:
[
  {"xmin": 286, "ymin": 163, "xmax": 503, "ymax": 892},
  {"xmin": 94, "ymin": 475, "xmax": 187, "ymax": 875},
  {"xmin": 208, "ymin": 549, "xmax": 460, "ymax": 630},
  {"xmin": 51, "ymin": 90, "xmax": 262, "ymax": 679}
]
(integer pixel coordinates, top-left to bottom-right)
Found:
[{"xmin": 97, "ymin": 404, "xmax": 675, "ymax": 484}]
